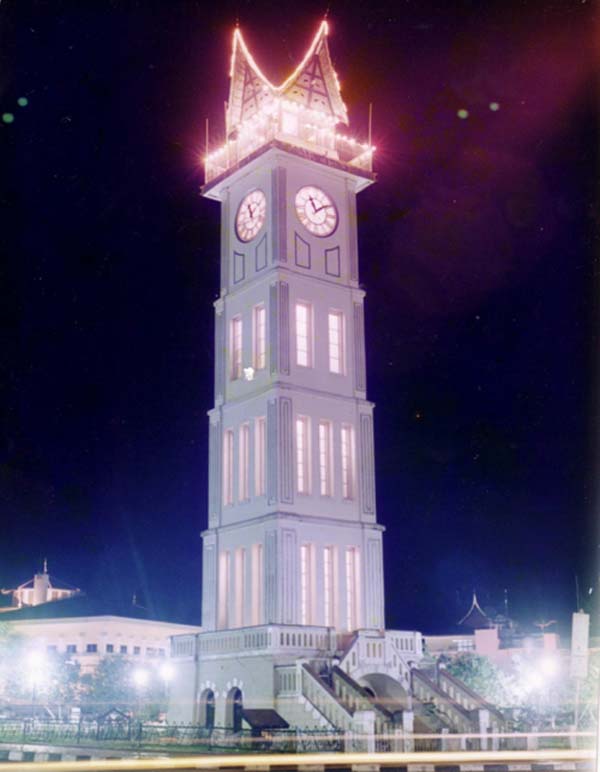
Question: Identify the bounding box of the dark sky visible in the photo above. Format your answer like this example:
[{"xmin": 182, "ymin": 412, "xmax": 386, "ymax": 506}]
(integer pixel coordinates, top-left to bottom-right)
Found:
[{"xmin": 2, "ymin": 0, "xmax": 598, "ymax": 634}]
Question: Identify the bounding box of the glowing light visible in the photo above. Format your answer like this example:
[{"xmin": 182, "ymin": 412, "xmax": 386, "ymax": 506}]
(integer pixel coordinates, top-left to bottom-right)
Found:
[
  {"xmin": 17, "ymin": 97, "xmax": 28, "ymax": 107},
  {"xmin": 539, "ymin": 655, "xmax": 559, "ymax": 677},
  {"xmin": 159, "ymin": 663, "xmax": 175, "ymax": 682},
  {"xmin": 457, "ymin": 109, "xmax": 469, "ymax": 119},
  {"xmin": 132, "ymin": 668, "xmax": 149, "ymax": 687},
  {"xmin": 489, "ymin": 102, "xmax": 500, "ymax": 111},
  {"xmin": 2, "ymin": 113, "xmax": 14, "ymax": 124}
]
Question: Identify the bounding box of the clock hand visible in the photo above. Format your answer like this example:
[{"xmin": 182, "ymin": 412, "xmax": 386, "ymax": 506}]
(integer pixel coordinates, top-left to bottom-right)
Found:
[
  {"xmin": 308, "ymin": 196, "xmax": 317, "ymax": 213},
  {"xmin": 314, "ymin": 204, "xmax": 332, "ymax": 214},
  {"xmin": 247, "ymin": 204, "xmax": 254, "ymax": 219}
]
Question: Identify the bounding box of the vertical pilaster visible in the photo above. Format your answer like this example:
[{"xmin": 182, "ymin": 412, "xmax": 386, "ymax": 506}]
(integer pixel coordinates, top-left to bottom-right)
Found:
[
  {"xmin": 346, "ymin": 181, "xmax": 359, "ymax": 283},
  {"xmin": 364, "ymin": 535, "xmax": 384, "ymax": 629},
  {"xmin": 359, "ymin": 411, "xmax": 376, "ymax": 517},
  {"xmin": 281, "ymin": 527, "xmax": 298, "ymax": 624},
  {"xmin": 264, "ymin": 528, "xmax": 278, "ymax": 623},
  {"xmin": 269, "ymin": 280, "xmax": 290, "ymax": 378},
  {"xmin": 220, "ymin": 191, "xmax": 230, "ymax": 292},
  {"xmin": 271, "ymin": 166, "xmax": 287, "ymax": 264},
  {"xmin": 201, "ymin": 533, "xmax": 217, "ymax": 631},
  {"xmin": 353, "ymin": 297, "xmax": 367, "ymax": 394},
  {"xmin": 267, "ymin": 398, "xmax": 278, "ymax": 506},
  {"xmin": 279, "ymin": 396, "xmax": 294, "ymax": 504},
  {"xmin": 208, "ymin": 410, "xmax": 222, "ymax": 527},
  {"xmin": 214, "ymin": 299, "xmax": 225, "ymax": 405}
]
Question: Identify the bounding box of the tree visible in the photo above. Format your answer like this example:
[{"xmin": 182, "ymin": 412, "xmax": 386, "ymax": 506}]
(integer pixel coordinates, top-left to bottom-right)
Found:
[
  {"xmin": 82, "ymin": 656, "xmax": 165, "ymax": 719},
  {"xmin": 445, "ymin": 653, "xmax": 514, "ymax": 707}
]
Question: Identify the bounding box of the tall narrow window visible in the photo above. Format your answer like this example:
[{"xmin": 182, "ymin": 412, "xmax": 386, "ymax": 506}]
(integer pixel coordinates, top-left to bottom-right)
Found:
[
  {"xmin": 345, "ymin": 547, "xmax": 359, "ymax": 631},
  {"xmin": 341, "ymin": 424, "xmax": 355, "ymax": 500},
  {"xmin": 300, "ymin": 544, "xmax": 314, "ymax": 625},
  {"xmin": 295, "ymin": 301, "xmax": 312, "ymax": 367},
  {"xmin": 328, "ymin": 310, "xmax": 344, "ymax": 374},
  {"xmin": 255, "ymin": 417, "xmax": 266, "ymax": 497},
  {"xmin": 296, "ymin": 415, "xmax": 311, "ymax": 494},
  {"xmin": 234, "ymin": 548, "xmax": 246, "ymax": 627},
  {"xmin": 251, "ymin": 543, "xmax": 263, "ymax": 626},
  {"xmin": 230, "ymin": 315, "xmax": 242, "ymax": 380},
  {"xmin": 223, "ymin": 429, "xmax": 234, "ymax": 506},
  {"xmin": 318, "ymin": 420, "xmax": 333, "ymax": 497},
  {"xmin": 238, "ymin": 423, "xmax": 250, "ymax": 501},
  {"xmin": 323, "ymin": 546, "xmax": 334, "ymax": 627},
  {"xmin": 218, "ymin": 551, "xmax": 230, "ymax": 629},
  {"xmin": 252, "ymin": 304, "xmax": 266, "ymax": 370}
]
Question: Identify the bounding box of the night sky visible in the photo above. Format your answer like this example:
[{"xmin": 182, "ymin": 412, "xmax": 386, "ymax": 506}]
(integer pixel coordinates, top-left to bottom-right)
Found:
[{"xmin": 2, "ymin": 0, "xmax": 598, "ymax": 635}]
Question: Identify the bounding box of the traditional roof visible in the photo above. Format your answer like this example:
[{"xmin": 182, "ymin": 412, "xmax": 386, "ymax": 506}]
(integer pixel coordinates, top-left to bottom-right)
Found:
[
  {"xmin": 226, "ymin": 20, "xmax": 348, "ymax": 137},
  {"xmin": 457, "ymin": 592, "xmax": 493, "ymax": 630}
]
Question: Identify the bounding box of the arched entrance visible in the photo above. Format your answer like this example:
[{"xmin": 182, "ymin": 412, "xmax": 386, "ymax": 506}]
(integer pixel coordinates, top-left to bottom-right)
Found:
[
  {"xmin": 225, "ymin": 687, "xmax": 243, "ymax": 733},
  {"xmin": 198, "ymin": 689, "xmax": 215, "ymax": 730},
  {"xmin": 359, "ymin": 673, "xmax": 410, "ymax": 716}
]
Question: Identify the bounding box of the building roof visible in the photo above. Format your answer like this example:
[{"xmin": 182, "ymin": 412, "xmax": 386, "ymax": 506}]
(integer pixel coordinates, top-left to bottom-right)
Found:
[
  {"xmin": 0, "ymin": 591, "xmax": 192, "ymax": 626},
  {"xmin": 226, "ymin": 20, "xmax": 348, "ymax": 136},
  {"xmin": 457, "ymin": 593, "xmax": 493, "ymax": 630}
]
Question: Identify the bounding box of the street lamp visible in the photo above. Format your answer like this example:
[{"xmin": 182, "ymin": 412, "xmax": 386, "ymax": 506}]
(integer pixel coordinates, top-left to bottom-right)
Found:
[
  {"xmin": 26, "ymin": 650, "xmax": 47, "ymax": 720},
  {"xmin": 132, "ymin": 668, "xmax": 149, "ymax": 722}
]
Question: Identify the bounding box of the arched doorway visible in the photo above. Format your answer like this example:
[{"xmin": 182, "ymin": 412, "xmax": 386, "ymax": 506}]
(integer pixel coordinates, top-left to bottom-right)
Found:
[
  {"xmin": 225, "ymin": 687, "xmax": 243, "ymax": 733},
  {"xmin": 198, "ymin": 689, "xmax": 215, "ymax": 730},
  {"xmin": 358, "ymin": 673, "xmax": 410, "ymax": 716}
]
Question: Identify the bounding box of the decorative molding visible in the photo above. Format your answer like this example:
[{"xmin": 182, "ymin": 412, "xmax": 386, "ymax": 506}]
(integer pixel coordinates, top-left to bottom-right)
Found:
[
  {"xmin": 214, "ymin": 311, "xmax": 225, "ymax": 402},
  {"xmin": 359, "ymin": 412, "xmax": 376, "ymax": 516},
  {"xmin": 220, "ymin": 190, "xmax": 230, "ymax": 291},
  {"xmin": 233, "ymin": 251, "xmax": 245, "ymax": 283},
  {"xmin": 255, "ymin": 233, "xmax": 268, "ymax": 271},
  {"xmin": 279, "ymin": 396, "xmax": 294, "ymax": 504},
  {"xmin": 353, "ymin": 301, "xmax": 367, "ymax": 393},
  {"xmin": 267, "ymin": 399, "xmax": 278, "ymax": 505},
  {"xmin": 201, "ymin": 540, "xmax": 217, "ymax": 631},
  {"xmin": 208, "ymin": 416, "xmax": 222, "ymax": 526},
  {"xmin": 347, "ymin": 184, "xmax": 359, "ymax": 282},
  {"xmin": 279, "ymin": 281, "xmax": 290, "ymax": 375},
  {"xmin": 281, "ymin": 528, "xmax": 298, "ymax": 624},
  {"xmin": 271, "ymin": 166, "xmax": 287, "ymax": 263},
  {"xmin": 269, "ymin": 282, "xmax": 278, "ymax": 377},
  {"xmin": 264, "ymin": 529, "xmax": 278, "ymax": 623},
  {"xmin": 294, "ymin": 232, "xmax": 311, "ymax": 269},
  {"xmin": 325, "ymin": 246, "xmax": 341, "ymax": 277},
  {"xmin": 366, "ymin": 537, "xmax": 384, "ymax": 629}
]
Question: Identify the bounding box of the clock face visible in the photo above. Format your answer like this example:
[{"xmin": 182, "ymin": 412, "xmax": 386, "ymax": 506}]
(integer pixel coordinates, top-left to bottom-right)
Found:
[
  {"xmin": 236, "ymin": 189, "xmax": 267, "ymax": 242},
  {"xmin": 295, "ymin": 186, "xmax": 338, "ymax": 237}
]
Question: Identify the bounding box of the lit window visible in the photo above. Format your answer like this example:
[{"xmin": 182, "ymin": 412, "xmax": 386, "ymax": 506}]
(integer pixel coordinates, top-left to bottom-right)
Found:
[
  {"xmin": 300, "ymin": 544, "xmax": 314, "ymax": 625},
  {"xmin": 323, "ymin": 546, "xmax": 334, "ymax": 627},
  {"xmin": 255, "ymin": 417, "xmax": 266, "ymax": 496},
  {"xmin": 251, "ymin": 543, "xmax": 263, "ymax": 626},
  {"xmin": 120, "ymin": 645, "xmax": 127, "ymax": 654},
  {"xmin": 223, "ymin": 429, "xmax": 234, "ymax": 506},
  {"xmin": 328, "ymin": 310, "xmax": 344, "ymax": 374},
  {"xmin": 66, "ymin": 644, "xmax": 77, "ymax": 654},
  {"xmin": 345, "ymin": 547, "xmax": 360, "ymax": 631},
  {"xmin": 318, "ymin": 420, "xmax": 333, "ymax": 497},
  {"xmin": 133, "ymin": 646, "xmax": 141, "ymax": 655},
  {"xmin": 234, "ymin": 548, "xmax": 246, "ymax": 627},
  {"xmin": 230, "ymin": 315, "xmax": 242, "ymax": 380},
  {"xmin": 295, "ymin": 301, "xmax": 312, "ymax": 367},
  {"xmin": 239, "ymin": 423, "xmax": 250, "ymax": 502},
  {"xmin": 86, "ymin": 644, "xmax": 98, "ymax": 653},
  {"xmin": 341, "ymin": 424, "xmax": 355, "ymax": 500},
  {"xmin": 253, "ymin": 304, "xmax": 266, "ymax": 370},
  {"xmin": 218, "ymin": 550, "xmax": 230, "ymax": 629},
  {"xmin": 295, "ymin": 415, "xmax": 311, "ymax": 494},
  {"xmin": 106, "ymin": 644, "xmax": 114, "ymax": 653}
]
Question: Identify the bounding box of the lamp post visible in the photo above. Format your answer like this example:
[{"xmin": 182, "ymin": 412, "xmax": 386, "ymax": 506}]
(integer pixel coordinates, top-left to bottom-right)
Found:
[
  {"xmin": 132, "ymin": 667, "xmax": 149, "ymax": 725},
  {"xmin": 158, "ymin": 663, "xmax": 175, "ymax": 721},
  {"xmin": 27, "ymin": 651, "xmax": 47, "ymax": 721}
]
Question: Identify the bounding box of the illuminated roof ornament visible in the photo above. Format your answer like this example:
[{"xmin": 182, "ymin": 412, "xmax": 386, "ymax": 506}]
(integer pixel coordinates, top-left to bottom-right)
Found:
[{"xmin": 226, "ymin": 20, "xmax": 348, "ymax": 138}]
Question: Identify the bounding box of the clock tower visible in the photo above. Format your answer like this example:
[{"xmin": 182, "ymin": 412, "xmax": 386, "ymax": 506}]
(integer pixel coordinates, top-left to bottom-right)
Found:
[{"xmin": 169, "ymin": 21, "xmax": 422, "ymax": 735}]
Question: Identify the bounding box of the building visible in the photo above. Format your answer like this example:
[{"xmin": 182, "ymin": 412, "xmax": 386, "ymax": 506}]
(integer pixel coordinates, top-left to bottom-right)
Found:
[
  {"xmin": 1, "ymin": 568, "xmax": 201, "ymax": 674},
  {"xmin": 1, "ymin": 561, "xmax": 80, "ymax": 610},
  {"xmin": 168, "ymin": 21, "xmax": 428, "ymax": 742}
]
